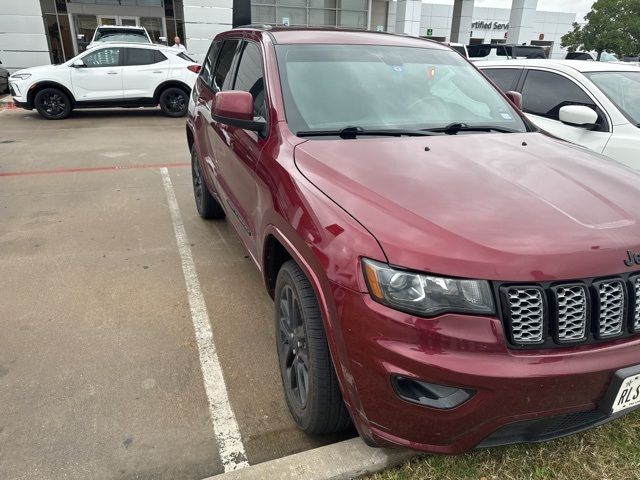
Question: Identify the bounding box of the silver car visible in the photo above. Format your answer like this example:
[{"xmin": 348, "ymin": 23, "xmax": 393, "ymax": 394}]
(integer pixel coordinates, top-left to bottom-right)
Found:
[{"xmin": 0, "ymin": 60, "xmax": 9, "ymax": 93}]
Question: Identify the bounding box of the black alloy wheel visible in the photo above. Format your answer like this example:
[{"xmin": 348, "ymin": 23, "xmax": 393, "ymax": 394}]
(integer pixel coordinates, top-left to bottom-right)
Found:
[
  {"xmin": 34, "ymin": 88, "xmax": 71, "ymax": 120},
  {"xmin": 275, "ymin": 260, "xmax": 352, "ymax": 434},
  {"xmin": 159, "ymin": 87, "xmax": 188, "ymax": 117},
  {"xmin": 278, "ymin": 283, "xmax": 311, "ymax": 408}
]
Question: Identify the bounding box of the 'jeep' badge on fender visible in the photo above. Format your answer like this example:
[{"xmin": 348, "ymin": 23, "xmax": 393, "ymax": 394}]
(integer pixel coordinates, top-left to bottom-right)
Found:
[{"xmin": 624, "ymin": 251, "xmax": 640, "ymax": 267}]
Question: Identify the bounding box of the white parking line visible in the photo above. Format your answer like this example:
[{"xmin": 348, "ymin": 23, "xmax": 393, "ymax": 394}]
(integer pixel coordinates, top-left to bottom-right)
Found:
[{"xmin": 160, "ymin": 167, "xmax": 249, "ymax": 472}]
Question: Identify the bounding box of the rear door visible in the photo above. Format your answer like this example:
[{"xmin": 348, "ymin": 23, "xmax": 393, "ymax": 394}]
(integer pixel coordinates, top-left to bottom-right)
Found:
[
  {"xmin": 71, "ymin": 47, "xmax": 123, "ymax": 101},
  {"xmin": 519, "ymin": 69, "xmax": 612, "ymax": 153},
  {"xmin": 122, "ymin": 47, "xmax": 169, "ymax": 99}
]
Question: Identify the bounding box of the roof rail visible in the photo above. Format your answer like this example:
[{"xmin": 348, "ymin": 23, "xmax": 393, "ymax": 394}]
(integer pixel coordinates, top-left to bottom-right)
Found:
[{"xmin": 234, "ymin": 23, "xmax": 277, "ymax": 30}]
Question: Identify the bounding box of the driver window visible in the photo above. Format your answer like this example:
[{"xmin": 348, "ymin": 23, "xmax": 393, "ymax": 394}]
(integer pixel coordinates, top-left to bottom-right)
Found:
[
  {"xmin": 82, "ymin": 48, "xmax": 121, "ymax": 68},
  {"xmin": 232, "ymin": 42, "xmax": 267, "ymax": 121}
]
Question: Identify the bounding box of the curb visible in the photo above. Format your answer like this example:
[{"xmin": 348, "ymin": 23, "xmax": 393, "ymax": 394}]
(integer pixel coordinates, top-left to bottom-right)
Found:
[{"xmin": 205, "ymin": 438, "xmax": 416, "ymax": 480}]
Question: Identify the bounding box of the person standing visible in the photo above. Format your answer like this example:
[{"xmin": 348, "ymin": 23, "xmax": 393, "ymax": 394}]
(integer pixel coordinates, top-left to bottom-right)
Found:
[{"xmin": 172, "ymin": 36, "xmax": 187, "ymax": 53}]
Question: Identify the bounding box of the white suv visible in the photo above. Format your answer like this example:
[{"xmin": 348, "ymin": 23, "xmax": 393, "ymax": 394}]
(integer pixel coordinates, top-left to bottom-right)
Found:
[
  {"xmin": 9, "ymin": 44, "xmax": 199, "ymax": 119},
  {"xmin": 478, "ymin": 59, "xmax": 640, "ymax": 169}
]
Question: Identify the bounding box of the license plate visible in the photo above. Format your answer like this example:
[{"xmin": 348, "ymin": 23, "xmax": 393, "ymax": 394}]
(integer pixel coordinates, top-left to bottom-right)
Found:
[{"xmin": 611, "ymin": 372, "xmax": 640, "ymax": 413}]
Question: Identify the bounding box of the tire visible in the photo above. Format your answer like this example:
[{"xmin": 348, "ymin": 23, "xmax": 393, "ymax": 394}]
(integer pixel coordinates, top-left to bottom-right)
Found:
[
  {"xmin": 34, "ymin": 88, "xmax": 72, "ymax": 120},
  {"xmin": 275, "ymin": 260, "xmax": 352, "ymax": 434},
  {"xmin": 159, "ymin": 87, "xmax": 188, "ymax": 117},
  {"xmin": 191, "ymin": 145, "xmax": 225, "ymax": 219}
]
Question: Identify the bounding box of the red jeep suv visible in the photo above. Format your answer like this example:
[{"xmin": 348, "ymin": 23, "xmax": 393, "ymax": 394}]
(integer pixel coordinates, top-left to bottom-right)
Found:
[{"xmin": 185, "ymin": 26, "xmax": 640, "ymax": 453}]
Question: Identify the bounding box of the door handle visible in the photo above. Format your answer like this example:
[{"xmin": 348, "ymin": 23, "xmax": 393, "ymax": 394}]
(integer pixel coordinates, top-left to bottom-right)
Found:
[
  {"xmin": 107, "ymin": 71, "xmax": 119, "ymax": 75},
  {"xmin": 152, "ymin": 71, "xmax": 163, "ymax": 74}
]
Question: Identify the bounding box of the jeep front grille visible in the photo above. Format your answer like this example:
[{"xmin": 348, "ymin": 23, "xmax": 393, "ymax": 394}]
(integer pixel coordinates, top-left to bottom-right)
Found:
[
  {"xmin": 554, "ymin": 285, "xmax": 587, "ymax": 342},
  {"xmin": 505, "ymin": 288, "xmax": 544, "ymax": 344},
  {"xmin": 632, "ymin": 276, "xmax": 640, "ymax": 332},
  {"xmin": 500, "ymin": 274, "xmax": 640, "ymax": 348},
  {"xmin": 595, "ymin": 280, "xmax": 625, "ymax": 338}
]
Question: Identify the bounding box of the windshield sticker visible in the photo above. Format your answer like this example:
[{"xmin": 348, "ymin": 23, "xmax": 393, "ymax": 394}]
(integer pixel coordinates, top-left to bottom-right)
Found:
[
  {"xmin": 392, "ymin": 65, "xmax": 403, "ymax": 73},
  {"xmin": 500, "ymin": 112, "xmax": 513, "ymax": 119},
  {"xmin": 428, "ymin": 66, "xmax": 436, "ymax": 80}
]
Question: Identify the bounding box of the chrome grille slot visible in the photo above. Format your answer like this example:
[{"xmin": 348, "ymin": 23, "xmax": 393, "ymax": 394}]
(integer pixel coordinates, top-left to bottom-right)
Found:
[
  {"xmin": 555, "ymin": 285, "xmax": 587, "ymax": 342},
  {"xmin": 632, "ymin": 277, "xmax": 640, "ymax": 332},
  {"xmin": 596, "ymin": 280, "xmax": 625, "ymax": 338},
  {"xmin": 506, "ymin": 288, "xmax": 544, "ymax": 344}
]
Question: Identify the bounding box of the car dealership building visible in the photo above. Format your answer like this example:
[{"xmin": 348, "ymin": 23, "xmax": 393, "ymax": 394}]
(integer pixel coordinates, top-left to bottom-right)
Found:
[{"xmin": 0, "ymin": 0, "xmax": 576, "ymax": 72}]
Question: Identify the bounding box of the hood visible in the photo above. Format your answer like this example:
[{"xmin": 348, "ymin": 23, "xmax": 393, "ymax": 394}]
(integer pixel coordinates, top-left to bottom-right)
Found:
[
  {"xmin": 12, "ymin": 64, "xmax": 61, "ymax": 77},
  {"xmin": 294, "ymin": 132, "xmax": 640, "ymax": 281}
]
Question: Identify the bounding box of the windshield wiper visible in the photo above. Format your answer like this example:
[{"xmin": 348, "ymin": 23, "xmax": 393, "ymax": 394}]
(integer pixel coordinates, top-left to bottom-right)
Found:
[
  {"xmin": 422, "ymin": 123, "xmax": 519, "ymax": 135},
  {"xmin": 297, "ymin": 126, "xmax": 439, "ymax": 139}
]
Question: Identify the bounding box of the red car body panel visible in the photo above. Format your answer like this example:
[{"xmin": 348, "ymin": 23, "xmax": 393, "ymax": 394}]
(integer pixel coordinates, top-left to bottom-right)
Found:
[{"xmin": 186, "ymin": 27, "xmax": 640, "ymax": 453}]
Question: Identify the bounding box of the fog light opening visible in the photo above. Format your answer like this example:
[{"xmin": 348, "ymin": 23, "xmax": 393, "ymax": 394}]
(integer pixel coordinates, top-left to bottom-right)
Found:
[{"xmin": 392, "ymin": 375, "xmax": 474, "ymax": 409}]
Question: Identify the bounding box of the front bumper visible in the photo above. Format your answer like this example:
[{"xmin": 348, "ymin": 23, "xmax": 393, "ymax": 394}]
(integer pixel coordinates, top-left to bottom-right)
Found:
[
  {"xmin": 8, "ymin": 81, "xmax": 30, "ymax": 108},
  {"xmin": 331, "ymin": 282, "xmax": 640, "ymax": 453}
]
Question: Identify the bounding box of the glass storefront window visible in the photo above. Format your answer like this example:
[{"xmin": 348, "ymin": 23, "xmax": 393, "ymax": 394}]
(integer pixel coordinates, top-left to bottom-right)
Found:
[
  {"xmin": 41, "ymin": 1, "xmax": 74, "ymax": 63},
  {"xmin": 74, "ymin": 14, "xmax": 98, "ymax": 51},
  {"xmin": 338, "ymin": 10, "xmax": 366, "ymax": 28},
  {"xmin": 252, "ymin": 5, "xmax": 277, "ymax": 24},
  {"xmin": 339, "ymin": 0, "xmax": 367, "ymax": 11},
  {"xmin": 277, "ymin": 6, "xmax": 307, "ymax": 25},
  {"xmin": 165, "ymin": 0, "xmax": 185, "ymax": 46},
  {"xmin": 309, "ymin": 0, "xmax": 336, "ymax": 7},
  {"xmin": 140, "ymin": 17, "xmax": 164, "ymax": 43},
  {"xmin": 279, "ymin": 0, "xmax": 307, "ymax": 6},
  {"xmin": 309, "ymin": 9, "xmax": 336, "ymax": 25},
  {"xmin": 250, "ymin": 0, "xmax": 368, "ymax": 29}
]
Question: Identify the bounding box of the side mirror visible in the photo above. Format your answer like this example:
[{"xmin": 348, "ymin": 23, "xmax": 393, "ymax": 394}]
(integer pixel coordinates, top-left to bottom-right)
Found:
[
  {"xmin": 505, "ymin": 91, "xmax": 522, "ymax": 110},
  {"xmin": 72, "ymin": 59, "xmax": 86, "ymax": 68},
  {"xmin": 212, "ymin": 91, "xmax": 266, "ymax": 133},
  {"xmin": 559, "ymin": 105, "xmax": 598, "ymax": 128}
]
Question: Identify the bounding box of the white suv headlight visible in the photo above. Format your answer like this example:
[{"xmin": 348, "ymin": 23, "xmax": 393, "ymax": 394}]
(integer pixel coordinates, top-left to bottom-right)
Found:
[
  {"xmin": 11, "ymin": 73, "xmax": 31, "ymax": 80},
  {"xmin": 362, "ymin": 258, "xmax": 495, "ymax": 317}
]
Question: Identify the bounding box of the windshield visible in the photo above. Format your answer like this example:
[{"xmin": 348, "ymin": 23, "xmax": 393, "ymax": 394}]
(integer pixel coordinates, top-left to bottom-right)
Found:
[
  {"xmin": 586, "ymin": 71, "xmax": 640, "ymax": 125},
  {"xmin": 94, "ymin": 30, "xmax": 149, "ymax": 43},
  {"xmin": 275, "ymin": 44, "xmax": 527, "ymax": 134}
]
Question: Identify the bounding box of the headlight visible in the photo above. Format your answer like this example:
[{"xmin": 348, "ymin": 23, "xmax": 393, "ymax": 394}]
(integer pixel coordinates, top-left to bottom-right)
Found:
[
  {"xmin": 362, "ymin": 258, "xmax": 495, "ymax": 316},
  {"xmin": 11, "ymin": 73, "xmax": 31, "ymax": 80}
]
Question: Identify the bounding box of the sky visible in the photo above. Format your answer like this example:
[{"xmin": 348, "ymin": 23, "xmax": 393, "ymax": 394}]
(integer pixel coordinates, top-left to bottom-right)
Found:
[{"xmin": 427, "ymin": 0, "xmax": 594, "ymax": 21}]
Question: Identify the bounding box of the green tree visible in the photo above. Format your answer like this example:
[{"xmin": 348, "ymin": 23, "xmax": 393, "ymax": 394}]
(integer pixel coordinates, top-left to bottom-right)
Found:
[{"xmin": 561, "ymin": 0, "xmax": 640, "ymax": 60}]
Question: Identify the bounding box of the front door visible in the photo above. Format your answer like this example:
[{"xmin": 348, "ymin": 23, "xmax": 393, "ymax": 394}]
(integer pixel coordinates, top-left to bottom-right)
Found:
[{"xmin": 71, "ymin": 47, "xmax": 124, "ymax": 101}]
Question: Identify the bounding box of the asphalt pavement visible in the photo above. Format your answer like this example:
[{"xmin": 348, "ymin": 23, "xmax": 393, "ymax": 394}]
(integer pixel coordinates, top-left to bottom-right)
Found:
[{"xmin": 0, "ymin": 106, "xmax": 352, "ymax": 480}]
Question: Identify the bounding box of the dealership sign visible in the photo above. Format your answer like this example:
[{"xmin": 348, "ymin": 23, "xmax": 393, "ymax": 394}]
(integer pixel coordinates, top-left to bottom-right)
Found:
[{"xmin": 471, "ymin": 20, "xmax": 509, "ymax": 30}]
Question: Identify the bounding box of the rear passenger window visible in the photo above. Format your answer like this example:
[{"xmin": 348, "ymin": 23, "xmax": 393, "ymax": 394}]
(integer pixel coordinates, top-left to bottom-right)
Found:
[
  {"xmin": 233, "ymin": 42, "xmax": 266, "ymax": 120},
  {"xmin": 126, "ymin": 48, "xmax": 162, "ymax": 66},
  {"xmin": 521, "ymin": 70, "xmax": 597, "ymax": 121},
  {"xmin": 212, "ymin": 40, "xmax": 239, "ymax": 92},
  {"xmin": 483, "ymin": 68, "xmax": 522, "ymax": 92}
]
